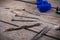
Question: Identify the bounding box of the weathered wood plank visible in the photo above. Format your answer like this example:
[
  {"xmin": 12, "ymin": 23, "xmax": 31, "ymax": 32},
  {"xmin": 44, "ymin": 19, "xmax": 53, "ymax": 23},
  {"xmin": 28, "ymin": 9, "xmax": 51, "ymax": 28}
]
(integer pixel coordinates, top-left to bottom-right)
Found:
[
  {"xmin": 38, "ymin": 36, "xmax": 57, "ymax": 40},
  {"xmin": 46, "ymin": 29, "xmax": 60, "ymax": 39},
  {"xmin": 0, "ymin": 0, "xmax": 60, "ymax": 40}
]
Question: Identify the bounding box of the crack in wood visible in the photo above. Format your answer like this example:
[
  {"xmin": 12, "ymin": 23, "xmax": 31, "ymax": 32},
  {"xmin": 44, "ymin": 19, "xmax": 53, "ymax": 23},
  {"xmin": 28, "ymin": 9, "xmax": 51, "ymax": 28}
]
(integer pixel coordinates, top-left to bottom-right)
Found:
[
  {"xmin": 16, "ymin": 0, "xmax": 36, "ymax": 4},
  {"xmin": 0, "ymin": 20, "xmax": 19, "ymax": 27}
]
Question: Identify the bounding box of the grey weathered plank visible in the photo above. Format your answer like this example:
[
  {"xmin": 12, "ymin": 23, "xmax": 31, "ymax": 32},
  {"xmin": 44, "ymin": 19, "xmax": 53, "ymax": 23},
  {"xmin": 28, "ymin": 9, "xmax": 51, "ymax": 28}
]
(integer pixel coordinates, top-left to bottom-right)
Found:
[
  {"xmin": 46, "ymin": 29, "xmax": 60, "ymax": 39},
  {"xmin": 38, "ymin": 36, "xmax": 57, "ymax": 40},
  {"xmin": 0, "ymin": 0, "xmax": 60, "ymax": 40}
]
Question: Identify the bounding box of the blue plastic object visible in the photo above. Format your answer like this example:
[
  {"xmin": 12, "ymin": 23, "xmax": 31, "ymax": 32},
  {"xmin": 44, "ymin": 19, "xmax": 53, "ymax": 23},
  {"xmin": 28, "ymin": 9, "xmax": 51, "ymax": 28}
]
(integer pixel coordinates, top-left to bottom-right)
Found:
[{"xmin": 36, "ymin": 0, "xmax": 51, "ymax": 12}]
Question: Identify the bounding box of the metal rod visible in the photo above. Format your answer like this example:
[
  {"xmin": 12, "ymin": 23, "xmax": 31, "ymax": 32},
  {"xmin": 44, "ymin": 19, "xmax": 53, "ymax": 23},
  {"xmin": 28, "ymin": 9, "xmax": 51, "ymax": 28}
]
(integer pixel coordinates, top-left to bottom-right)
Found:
[
  {"xmin": 31, "ymin": 27, "xmax": 51, "ymax": 40},
  {"xmin": 15, "ymin": 16, "xmax": 40, "ymax": 20},
  {"xmin": 25, "ymin": 28, "xmax": 60, "ymax": 40},
  {"xmin": 5, "ymin": 23, "xmax": 40, "ymax": 32},
  {"xmin": 11, "ymin": 19, "xmax": 37, "ymax": 22},
  {"xmin": 0, "ymin": 20, "xmax": 19, "ymax": 27}
]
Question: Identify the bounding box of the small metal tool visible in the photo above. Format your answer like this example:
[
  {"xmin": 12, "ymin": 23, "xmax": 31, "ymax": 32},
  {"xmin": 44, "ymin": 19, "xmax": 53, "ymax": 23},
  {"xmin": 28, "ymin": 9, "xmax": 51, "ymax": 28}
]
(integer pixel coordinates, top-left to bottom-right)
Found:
[
  {"xmin": 31, "ymin": 27, "xmax": 51, "ymax": 40},
  {"xmin": 15, "ymin": 16, "xmax": 40, "ymax": 20},
  {"xmin": 11, "ymin": 19, "xmax": 37, "ymax": 22},
  {"xmin": 52, "ymin": 7, "xmax": 60, "ymax": 14},
  {"xmin": 56, "ymin": 7, "xmax": 60, "ymax": 14}
]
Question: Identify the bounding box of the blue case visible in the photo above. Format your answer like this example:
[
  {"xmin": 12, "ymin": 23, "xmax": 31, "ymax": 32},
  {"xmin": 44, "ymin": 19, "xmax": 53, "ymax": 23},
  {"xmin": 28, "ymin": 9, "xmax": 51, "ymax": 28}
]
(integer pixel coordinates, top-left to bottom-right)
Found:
[{"xmin": 36, "ymin": 0, "xmax": 51, "ymax": 12}]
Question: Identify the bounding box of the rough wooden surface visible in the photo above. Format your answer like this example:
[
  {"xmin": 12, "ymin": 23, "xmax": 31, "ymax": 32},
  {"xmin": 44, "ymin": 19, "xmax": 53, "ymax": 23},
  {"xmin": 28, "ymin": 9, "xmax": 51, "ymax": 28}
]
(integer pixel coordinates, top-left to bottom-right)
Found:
[{"xmin": 0, "ymin": 0, "xmax": 60, "ymax": 40}]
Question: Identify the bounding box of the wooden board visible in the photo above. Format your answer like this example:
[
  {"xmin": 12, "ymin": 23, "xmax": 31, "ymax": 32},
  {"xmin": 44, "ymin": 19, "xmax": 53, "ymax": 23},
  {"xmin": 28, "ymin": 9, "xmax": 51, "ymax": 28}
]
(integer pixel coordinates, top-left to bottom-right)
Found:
[{"xmin": 0, "ymin": 0, "xmax": 60, "ymax": 40}]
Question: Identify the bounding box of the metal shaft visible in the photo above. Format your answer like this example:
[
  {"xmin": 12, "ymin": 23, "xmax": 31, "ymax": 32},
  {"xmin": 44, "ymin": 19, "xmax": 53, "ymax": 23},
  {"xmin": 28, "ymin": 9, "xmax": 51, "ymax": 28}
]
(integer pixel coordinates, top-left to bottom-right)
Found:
[
  {"xmin": 5, "ymin": 23, "xmax": 40, "ymax": 32},
  {"xmin": 12, "ymin": 19, "xmax": 37, "ymax": 22}
]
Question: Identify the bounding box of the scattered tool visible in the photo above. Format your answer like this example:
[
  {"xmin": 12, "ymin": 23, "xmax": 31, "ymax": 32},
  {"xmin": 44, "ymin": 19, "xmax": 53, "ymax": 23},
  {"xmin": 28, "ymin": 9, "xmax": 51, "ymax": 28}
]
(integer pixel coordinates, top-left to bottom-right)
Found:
[
  {"xmin": 11, "ymin": 10, "xmax": 40, "ymax": 20},
  {"xmin": 31, "ymin": 26, "xmax": 51, "ymax": 40},
  {"xmin": 56, "ymin": 7, "xmax": 60, "ymax": 14},
  {"xmin": 11, "ymin": 19, "xmax": 37, "ymax": 22},
  {"xmin": 52, "ymin": 7, "xmax": 60, "ymax": 14},
  {"xmin": 5, "ymin": 23, "xmax": 41, "ymax": 32},
  {"xmin": 15, "ymin": 15, "xmax": 40, "ymax": 20}
]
